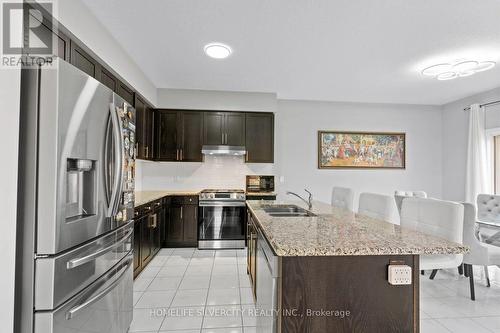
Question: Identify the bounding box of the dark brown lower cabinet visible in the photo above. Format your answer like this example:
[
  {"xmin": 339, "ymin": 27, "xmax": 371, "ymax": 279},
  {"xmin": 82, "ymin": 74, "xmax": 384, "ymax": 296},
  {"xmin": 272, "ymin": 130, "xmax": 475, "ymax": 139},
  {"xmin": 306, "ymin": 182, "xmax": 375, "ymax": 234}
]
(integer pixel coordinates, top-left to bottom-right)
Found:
[
  {"xmin": 134, "ymin": 199, "xmax": 164, "ymax": 278},
  {"xmin": 165, "ymin": 196, "xmax": 199, "ymax": 247},
  {"xmin": 246, "ymin": 212, "xmax": 257, "ymax": 299},
  {"xmin": 133, "ymin": 217, "xmax": 142, "ymax": 278}
]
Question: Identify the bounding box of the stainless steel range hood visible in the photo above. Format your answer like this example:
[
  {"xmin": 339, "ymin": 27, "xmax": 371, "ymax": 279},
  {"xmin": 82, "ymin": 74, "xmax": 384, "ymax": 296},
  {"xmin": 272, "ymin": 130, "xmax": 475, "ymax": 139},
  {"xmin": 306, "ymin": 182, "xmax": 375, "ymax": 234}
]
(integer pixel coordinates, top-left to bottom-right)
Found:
[{"xmin": 202, "ymin": 145, "xmax": 247, "ymax": 156}]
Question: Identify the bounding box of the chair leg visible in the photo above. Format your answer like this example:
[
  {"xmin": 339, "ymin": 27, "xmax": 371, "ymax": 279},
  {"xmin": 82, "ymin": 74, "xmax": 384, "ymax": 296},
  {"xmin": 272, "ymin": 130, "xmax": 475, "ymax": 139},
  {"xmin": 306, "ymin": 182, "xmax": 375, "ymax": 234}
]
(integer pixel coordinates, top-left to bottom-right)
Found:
[
  {"xmin": 458, "ymin": 264, "xmax": 463, "ymax": 276},
  {"xmin": 466, "ymin": 264, "xmax": 475, "ymax": 301},
  {"xmin": 429, "ymin": 269, "xmax": 438, "ymax": 280},
  {"xmin": 421, "ymin": 270, "xmax": 424, "ymax": 275},
  {"xmin": 484, "ymin": 266, "xmax": 491, "ymax": 287}
]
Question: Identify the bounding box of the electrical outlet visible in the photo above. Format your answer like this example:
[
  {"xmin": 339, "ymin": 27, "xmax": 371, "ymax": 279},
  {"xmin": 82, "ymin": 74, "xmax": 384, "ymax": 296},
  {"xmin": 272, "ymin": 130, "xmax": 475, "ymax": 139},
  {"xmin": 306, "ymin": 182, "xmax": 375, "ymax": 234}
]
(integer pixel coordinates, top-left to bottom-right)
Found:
[{"xmin": 388, "ymin": 265, "xmax": 412, "ymax": 285}]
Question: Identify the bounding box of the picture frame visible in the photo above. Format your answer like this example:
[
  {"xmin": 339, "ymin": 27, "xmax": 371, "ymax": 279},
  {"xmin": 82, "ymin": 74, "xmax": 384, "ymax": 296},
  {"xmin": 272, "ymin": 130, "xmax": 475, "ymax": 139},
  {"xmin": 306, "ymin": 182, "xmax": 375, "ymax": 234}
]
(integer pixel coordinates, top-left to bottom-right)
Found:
[{"xmin": 318, "ymin": 131, "xmax": 406, "ymax": 169}]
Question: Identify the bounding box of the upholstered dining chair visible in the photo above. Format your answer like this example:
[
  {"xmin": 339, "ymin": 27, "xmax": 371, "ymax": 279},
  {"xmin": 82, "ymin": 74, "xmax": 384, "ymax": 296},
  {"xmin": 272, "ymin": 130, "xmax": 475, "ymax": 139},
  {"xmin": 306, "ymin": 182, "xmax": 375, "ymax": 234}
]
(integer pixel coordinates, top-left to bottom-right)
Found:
[
  {"xmin": 358, "ymin": 192, "xmax": 397, "ymax": 224},
  {"xmin": 400, "ymin": 197, "xmax": 464, "ymax": 293},
  {"xmin": 331, "ymin": 187, "xmax": 354, "ymax": 211},
  {"xmin": 476, "ymin": 194, "xmax": 500, "ymax": 246},
  {"xmin": 462, "ymin": 202, "xmax": 500, "ymax": 300},
  {"xmin": 394, "ymin": 190, "xmax": 427, "ymax": 215}
]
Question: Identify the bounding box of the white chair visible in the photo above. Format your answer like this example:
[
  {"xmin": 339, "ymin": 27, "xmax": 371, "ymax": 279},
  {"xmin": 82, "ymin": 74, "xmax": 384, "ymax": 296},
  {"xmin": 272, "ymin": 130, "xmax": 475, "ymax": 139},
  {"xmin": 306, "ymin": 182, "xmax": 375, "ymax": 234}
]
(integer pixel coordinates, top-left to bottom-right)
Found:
[
  {"xmin": 462, "ymin": 202, "xmax": 500, "ymax": 300},
  {"xmin": 401, "ymin": 197, "xmax": 464, "ymax": 287},
  {"xmin": 358, "ymin": 192, "xmax": 397, "ymax": 224},
  {"xmin": 331, "ymin": 187, "xmax": 354, "ymax": 211},
  {"xmin": 476, "ymin": 194, "xmax": 500, "ymax": 246},
  {"xmin": 394, "ymin": 190, "xmax": 427, "ymax": 215}
]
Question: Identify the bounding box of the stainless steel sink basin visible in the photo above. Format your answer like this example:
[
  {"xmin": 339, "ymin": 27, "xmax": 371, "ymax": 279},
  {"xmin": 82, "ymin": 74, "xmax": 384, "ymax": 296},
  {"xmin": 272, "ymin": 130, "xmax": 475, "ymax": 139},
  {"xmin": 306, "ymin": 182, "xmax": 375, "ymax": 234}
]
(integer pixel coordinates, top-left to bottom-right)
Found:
[{"xmin": 262, "ymin": 205, "xmax": 316, "ymax": 217}]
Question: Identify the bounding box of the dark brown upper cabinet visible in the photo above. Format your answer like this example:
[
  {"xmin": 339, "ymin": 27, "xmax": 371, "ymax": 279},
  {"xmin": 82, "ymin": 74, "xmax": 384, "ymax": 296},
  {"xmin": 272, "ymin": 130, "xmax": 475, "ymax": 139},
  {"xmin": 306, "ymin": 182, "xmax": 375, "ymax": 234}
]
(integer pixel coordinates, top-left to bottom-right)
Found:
[
  {"xmin": 155, "ymin": 110, "xmax": 179, "ymax": 161},
  {"xmin": 135, "ymin": 96, "xmax": 154, "ymax": 160},
  {"xmin": 155, "ymin": 110, "xmax": 203, "ymax": 162},
  {"xmin": 99, "ymin": 67, "xmax": 117, "ymax": 92},
  {"xmin": 70, "ymin": 40, "xmax": 100, "ymax": 78},
  {"xmin": 117, "ymin": 82, "xmax": 135, "ymax": 106},
  {"xmin": 245, "ymin": 113, "xmax": 274, "ymax": 163},
  {"xmin": 28, "ymin": 7, "xmax": 70, "ymax": 61},
  {"xmin": 204, "ymin": 112, "xmax": 245, "ymax": 146},
  {"xmin": 180, "ymin": 111, "xmax": 204, "ymax": 162}
]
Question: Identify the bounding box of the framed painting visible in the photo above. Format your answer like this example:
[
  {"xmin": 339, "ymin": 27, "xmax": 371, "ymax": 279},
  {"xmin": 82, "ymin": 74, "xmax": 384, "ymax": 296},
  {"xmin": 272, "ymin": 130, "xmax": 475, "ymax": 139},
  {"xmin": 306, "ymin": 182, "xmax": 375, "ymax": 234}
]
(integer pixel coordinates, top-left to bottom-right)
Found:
[{"xmin": 318, "ymin": 131, "xmax": 406, "ymax": 169}]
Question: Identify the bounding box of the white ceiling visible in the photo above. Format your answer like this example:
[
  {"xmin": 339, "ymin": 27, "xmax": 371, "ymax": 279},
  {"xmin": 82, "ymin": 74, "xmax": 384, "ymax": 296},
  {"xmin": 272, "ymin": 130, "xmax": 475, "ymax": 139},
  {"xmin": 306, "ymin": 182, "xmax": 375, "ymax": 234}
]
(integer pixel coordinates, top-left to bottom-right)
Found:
[{"xmin": 82, "ymin": 0, "xmax": 500, "ymax": 105}]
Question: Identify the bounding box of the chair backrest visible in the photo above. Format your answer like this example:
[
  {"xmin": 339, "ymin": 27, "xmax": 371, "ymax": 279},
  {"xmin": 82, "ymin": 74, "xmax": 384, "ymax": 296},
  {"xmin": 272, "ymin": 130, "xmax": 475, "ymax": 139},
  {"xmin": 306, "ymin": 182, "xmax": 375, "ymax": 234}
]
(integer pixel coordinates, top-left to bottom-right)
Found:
[
  {"xmin": 461, "ymin": 202, "xmax": 488, "ymax": 265},
  {"xmin": 477, "ymin": 194, "xmax": 500, "ymax": 222},
  {"xmin": 400, "ymin": 197, "xmax": 464, "ymax": 244},
  {"xmin": 394, "ymin": 190, "xmax": 428, "ymax": 215},
  {"xmin": 331, "ymin": 187, "xmax": 354, "ymax": 211},
  {"xmin": 358, "ymin": 192, "xmax": 397, "ymax": 223}
]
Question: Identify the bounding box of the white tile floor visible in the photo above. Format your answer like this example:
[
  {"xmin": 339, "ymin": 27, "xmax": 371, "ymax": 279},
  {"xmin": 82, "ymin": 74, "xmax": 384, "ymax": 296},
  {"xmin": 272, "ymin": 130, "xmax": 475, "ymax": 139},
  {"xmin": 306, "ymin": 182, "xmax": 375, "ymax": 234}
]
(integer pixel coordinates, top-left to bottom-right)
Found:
[{"xmin": 131, "ymin": 248, "xmax": 500, "ymax": 333}]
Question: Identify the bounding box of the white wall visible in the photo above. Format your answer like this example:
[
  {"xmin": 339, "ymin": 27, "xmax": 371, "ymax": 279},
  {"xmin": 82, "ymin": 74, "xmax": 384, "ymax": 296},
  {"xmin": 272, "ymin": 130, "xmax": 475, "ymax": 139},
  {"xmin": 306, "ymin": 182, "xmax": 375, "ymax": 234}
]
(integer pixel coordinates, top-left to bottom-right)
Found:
[
  {"xmin": 441, "ymin": 87, "xmax": 500, "ymax": 201},
  {"xmin": 157, "ymin": 88, "xmax": 277, "ymax": 112},
  {"xmin": 0, "ymin": 63, "xmax": 20, "ymax": 333},
  {"xmin": 55, "ymin": 0, "xmax": 157, "ymax": 104},
  {"xmin": 275, "ymin": 100, "xmax": 443, "ymax": 211}
]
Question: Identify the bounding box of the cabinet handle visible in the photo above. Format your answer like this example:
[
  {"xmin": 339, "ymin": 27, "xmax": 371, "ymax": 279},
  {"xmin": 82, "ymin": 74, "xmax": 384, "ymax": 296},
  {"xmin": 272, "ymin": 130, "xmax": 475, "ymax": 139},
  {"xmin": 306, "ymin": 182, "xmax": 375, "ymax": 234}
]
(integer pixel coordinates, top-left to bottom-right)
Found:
[
  {"xmin": 181, "ymin": 149, "xmax": 183, "ymax": 161},
  {"xmin": 145, "ymin": 146, "xmax": 149, "ymax": 158},
  {"xmin": 176, "ymin": 149, "xmax": 179, "ymax": 161},
  {"xmin": 246, "ymin": 152, "xmax": 249, "ymax": 162},
  {"xmin": 225, "ymin": 133, "xmax": 227, "ymax": 144},
  {"xmin": 222, "ymin": 132, "xmax": 224, "ymax": 144},
  {"xmin": 180, "ymin": 206, "xmax": 183, "ymax": 220}
]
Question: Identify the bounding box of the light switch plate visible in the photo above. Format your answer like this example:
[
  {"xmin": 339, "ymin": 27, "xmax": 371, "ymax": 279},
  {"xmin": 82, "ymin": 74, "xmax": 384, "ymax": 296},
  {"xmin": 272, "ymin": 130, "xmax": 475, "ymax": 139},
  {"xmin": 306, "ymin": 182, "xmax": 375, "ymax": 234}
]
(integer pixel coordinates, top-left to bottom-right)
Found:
[{"xmin": 388, "ymin": 264, "xmax": 412, "ymax": 285}]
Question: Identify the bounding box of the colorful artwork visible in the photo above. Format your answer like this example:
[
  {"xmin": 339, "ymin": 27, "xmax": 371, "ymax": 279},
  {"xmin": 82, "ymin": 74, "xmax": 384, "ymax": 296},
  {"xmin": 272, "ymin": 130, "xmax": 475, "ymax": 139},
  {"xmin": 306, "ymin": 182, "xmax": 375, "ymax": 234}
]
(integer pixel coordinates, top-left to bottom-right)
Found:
[{"xmin": 318, "ymin": 131, "xmax": 405, "ymax": 169}]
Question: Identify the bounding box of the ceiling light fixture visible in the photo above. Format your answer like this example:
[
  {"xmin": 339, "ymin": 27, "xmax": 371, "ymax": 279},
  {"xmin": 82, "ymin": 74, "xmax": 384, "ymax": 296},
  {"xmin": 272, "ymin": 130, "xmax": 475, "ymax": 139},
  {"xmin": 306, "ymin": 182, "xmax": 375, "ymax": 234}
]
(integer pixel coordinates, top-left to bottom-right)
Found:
[
  {"xmin": 421, "ymin": 59, "xmax": 496, "ymax": 81},
  {"xmin": 204, "ymin": 43, "xmax": 232, "ymax": 59}
]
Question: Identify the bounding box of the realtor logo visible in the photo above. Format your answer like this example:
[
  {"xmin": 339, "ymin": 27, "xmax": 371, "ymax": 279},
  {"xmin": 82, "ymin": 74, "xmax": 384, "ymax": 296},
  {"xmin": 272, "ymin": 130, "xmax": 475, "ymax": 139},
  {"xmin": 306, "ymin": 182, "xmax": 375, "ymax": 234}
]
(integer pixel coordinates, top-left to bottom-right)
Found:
[{"xmin": 2, "ymin": 2, "xmax": 53, "ymax": 55}]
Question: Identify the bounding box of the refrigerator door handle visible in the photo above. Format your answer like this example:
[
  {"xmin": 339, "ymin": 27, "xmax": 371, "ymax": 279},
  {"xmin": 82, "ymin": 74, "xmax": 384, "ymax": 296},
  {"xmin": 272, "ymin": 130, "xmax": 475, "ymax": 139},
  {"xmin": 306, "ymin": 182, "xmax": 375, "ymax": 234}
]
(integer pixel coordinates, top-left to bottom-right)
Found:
[
  {"xmin": 107, "ymin": 103, "xmax": 124, "ymax": 218},
  {"xmin": 66, "ymin": 256, "xmax": 132, "ymax": 320},
  {"xmin": 103, "ymin": 115, "xmax": 113, "ymax": 208},
  {"xmin": 66, "ymin": 227, "xmax": 133, "ymax": 269}
]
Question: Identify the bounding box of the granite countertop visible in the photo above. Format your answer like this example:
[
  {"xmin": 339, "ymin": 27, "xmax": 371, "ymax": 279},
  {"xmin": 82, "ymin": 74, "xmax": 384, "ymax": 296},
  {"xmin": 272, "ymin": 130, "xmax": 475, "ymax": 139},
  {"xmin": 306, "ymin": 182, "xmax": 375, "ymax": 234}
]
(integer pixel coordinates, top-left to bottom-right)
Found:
[
  {"xmin": 135, "ymin": 190, "xmax": 201, "ymax": 206},
  {"xmin": 246, "ymin": 200, "xmax": 469, "ymax": 257}
]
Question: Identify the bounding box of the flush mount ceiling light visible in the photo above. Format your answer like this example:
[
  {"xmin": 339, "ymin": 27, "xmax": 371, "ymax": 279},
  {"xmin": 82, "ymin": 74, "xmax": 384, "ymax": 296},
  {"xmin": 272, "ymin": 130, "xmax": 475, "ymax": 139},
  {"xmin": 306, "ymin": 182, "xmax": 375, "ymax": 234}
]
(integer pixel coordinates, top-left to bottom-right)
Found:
[
  {"xmin": 421, "ymin": 59, "xmax": 496, "ymax": 81},
  {"xmin": 204, "ymin": 43, "xmax": 232, "ymax": 59}
]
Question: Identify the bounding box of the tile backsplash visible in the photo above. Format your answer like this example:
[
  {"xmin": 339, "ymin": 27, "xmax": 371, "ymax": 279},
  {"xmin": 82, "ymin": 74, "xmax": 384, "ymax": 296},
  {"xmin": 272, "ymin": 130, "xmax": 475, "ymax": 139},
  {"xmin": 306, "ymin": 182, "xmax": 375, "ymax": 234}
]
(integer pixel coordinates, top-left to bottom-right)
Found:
[{"xmin": 135, "ymin": 155, "xmax": 275, "ymax": 191}]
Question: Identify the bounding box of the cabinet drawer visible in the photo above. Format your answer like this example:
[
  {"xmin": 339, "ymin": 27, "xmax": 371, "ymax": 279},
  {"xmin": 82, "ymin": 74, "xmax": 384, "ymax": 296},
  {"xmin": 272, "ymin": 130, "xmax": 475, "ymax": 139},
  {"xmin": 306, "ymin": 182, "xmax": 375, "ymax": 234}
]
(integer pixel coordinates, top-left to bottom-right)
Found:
[{"xmin": 171, "ymin": 196, "xmax": 198, "ymax": 205}]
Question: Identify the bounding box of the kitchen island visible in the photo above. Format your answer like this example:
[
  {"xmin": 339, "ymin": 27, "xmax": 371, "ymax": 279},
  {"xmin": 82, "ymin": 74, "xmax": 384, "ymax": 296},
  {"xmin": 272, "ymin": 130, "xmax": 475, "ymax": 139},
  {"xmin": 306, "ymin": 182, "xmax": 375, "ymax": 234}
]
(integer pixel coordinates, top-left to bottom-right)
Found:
[{"xmin": 246, "ymin": 200, "xmax": 468, "ymax": 333}]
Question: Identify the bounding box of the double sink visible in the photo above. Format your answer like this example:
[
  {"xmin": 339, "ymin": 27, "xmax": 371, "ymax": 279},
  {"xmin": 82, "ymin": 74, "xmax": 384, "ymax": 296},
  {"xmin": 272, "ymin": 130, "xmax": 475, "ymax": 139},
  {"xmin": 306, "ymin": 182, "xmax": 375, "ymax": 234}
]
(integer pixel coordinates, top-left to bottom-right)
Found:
[{"xmin": 262, "ymin": 204, "xmax": 316, "ymax": 217}]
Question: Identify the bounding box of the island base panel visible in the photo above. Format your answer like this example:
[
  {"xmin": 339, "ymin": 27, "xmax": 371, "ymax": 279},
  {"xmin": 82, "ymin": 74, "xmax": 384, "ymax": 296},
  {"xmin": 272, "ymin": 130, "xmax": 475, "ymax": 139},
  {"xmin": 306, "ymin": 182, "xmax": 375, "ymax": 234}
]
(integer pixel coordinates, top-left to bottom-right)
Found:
[{"xmin": 280, "ymin": 255, "xmax": 419, "ymax": 333}]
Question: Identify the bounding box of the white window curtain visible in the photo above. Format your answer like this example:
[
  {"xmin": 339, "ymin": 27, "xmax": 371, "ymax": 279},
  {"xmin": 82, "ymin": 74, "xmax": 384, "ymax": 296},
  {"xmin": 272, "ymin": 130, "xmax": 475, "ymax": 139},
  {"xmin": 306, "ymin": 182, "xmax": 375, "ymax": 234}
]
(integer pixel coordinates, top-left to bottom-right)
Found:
[{"xmin": 465, "ymin": 103, "xmax": 492, "ymax": 203}]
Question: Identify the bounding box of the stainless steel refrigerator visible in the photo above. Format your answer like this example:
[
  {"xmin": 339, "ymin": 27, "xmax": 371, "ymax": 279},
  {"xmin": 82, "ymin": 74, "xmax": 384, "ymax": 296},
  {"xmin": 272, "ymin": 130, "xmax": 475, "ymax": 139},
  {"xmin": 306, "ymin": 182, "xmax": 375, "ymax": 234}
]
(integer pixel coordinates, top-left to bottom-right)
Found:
[{"xmin": 15, "ymin": 59, "xmax": 136, "ymax": 333}]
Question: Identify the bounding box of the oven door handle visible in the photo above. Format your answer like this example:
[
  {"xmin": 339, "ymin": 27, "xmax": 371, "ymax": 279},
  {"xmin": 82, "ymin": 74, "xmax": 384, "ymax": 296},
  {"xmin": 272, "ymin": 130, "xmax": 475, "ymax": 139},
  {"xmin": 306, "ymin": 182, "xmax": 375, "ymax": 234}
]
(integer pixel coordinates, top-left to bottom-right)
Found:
[{"xmin": 199, "ymin": 201, "xmax": 246, "ymax": 207}]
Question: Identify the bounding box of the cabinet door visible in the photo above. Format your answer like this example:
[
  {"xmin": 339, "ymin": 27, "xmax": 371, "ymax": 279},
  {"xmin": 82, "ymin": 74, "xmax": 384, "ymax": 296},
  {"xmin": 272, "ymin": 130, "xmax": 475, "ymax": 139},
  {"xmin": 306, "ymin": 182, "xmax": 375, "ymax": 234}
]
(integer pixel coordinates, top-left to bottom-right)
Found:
[
  {"xmin": 182, "ymin": 205, "xmax": 198, "ymax": 245},
  {"xmin": 141, "ymin": 215, "xmax": 152, "ymax": 264},
  {"xmin": 180, "ymin": 112, "xmax": 203, "ymax": 162},
  {"xmin": 204, "ymin": 112, "xmax": 225, "ymax": 145},
  {"xmin": 152, "ymin": 211, "xmax": 161, "ymax": 254},
  {"xmin": 160, "ymin": 200, "xmax": 169, "ymax": 246},
  {"xmin": 155, "ymin": 110, "xmax": 179, "ymax": 161},
  {"xmin": 134, "ymin": 96, "xmax": 147, "ymax": 159},
  {"xmin": 117, "ymin": 82, "xmax": 134, "ymax": 106},
  {"xmin": 245, "ymin": 113, "xmax": 274, "ymax": 163},
  {"xmin": 225, "ymin": 113, "xmax": 246, "ymax": 146},
  {"xmin": 168, "ymin": 205, "xmax": 184, "ymax": 242},
  {"xmin": 99, "ymin": 67, "xmax": 117, "ymax": 93},
  {"xmin": 133, "ymin": 219, "xmax": 142, "ymax": 277},
  {"xmin": 70, "ymin": 41, "xmax": 99, "ymax": 78},
  {"xmin": 145, "ymin": 106, "xmax": 154, "ymax": 160}
]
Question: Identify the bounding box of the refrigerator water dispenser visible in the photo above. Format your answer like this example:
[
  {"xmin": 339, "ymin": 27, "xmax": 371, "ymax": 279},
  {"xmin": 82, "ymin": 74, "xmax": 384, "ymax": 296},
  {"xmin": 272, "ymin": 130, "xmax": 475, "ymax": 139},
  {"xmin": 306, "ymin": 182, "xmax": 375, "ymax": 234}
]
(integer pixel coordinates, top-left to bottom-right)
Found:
[{"xmin": 66, "ymin": 158, "xmax": 96, "ymax": 221}]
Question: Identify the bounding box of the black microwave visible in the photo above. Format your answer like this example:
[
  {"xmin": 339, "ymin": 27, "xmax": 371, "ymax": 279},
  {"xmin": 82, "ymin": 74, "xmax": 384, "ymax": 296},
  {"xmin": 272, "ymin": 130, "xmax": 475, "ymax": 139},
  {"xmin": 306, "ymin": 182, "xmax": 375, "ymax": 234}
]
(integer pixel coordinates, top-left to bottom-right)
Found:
[{"xmin": 246, "ymin": 175, "xmax": 275, "ymax": 193}]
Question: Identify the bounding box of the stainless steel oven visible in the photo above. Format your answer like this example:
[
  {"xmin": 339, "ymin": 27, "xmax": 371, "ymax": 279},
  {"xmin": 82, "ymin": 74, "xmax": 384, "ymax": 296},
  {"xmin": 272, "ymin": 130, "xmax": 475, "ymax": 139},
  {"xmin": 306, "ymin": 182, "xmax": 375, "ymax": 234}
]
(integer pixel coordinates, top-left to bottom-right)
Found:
[{"xmin": 198, "ymin": 189, "xmax": 246, "ymax": 249}]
